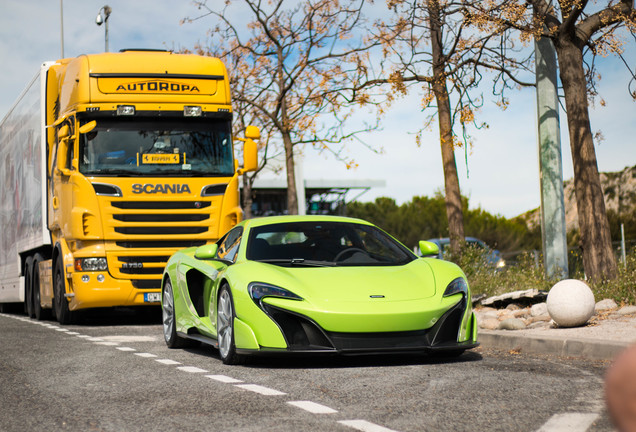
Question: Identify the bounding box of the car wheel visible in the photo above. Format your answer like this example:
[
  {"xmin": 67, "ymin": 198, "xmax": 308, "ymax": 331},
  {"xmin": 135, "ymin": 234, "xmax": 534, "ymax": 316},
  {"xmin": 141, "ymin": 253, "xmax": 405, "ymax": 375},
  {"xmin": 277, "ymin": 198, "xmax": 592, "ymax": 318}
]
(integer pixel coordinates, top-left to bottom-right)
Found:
[
  {"xmin": 53, "ymin": 258, "xmax": 74, "ymax": 324},
  {"xmin": 25, "ymin": 256, "xmax": 35, "ymax": 318},
  {"xmin": 32, "ymin": 254, "xmax": 51, "ymax": 321},
  {"xmin": 217, "ymin": 285, "xmax": 243, "ymax": 365},
  {"xmin": 162, "ymin": 279, "xmax": 190, "ymax": 348}
]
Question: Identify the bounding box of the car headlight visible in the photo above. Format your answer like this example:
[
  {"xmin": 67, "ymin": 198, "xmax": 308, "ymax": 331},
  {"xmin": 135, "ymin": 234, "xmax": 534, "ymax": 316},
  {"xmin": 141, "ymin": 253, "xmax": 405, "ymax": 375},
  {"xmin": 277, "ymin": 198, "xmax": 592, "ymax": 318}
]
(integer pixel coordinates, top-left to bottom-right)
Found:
[
  {"xmin": 248, "ymin": 282, "xmax": 303, "ymax": 307},
  {"xmin": 443, "ymin": 277, "xmax": 469, "ymax": 298},
  {"xmin": 74, "ymin": 257, "xmax": 108, "ymax": 272}
]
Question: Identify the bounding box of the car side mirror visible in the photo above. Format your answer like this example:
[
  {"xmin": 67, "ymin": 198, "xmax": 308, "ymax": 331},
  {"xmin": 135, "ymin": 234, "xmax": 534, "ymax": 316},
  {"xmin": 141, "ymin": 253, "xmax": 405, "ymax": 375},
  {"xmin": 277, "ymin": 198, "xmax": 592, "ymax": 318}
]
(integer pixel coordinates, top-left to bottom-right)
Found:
[
  {"xmin": 418, "ymin": 241, "xmax": 439, "ymax": 257},
  {"xmin": 194, "ymin": 244, "xmax": 218, "ymax": 260}
]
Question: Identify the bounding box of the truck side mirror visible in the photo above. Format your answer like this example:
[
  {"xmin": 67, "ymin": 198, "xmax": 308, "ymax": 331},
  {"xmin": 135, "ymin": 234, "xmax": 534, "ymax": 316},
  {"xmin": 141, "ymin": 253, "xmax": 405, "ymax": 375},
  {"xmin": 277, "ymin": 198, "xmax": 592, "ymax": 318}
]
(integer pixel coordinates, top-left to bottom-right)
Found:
[
  {"xmin": 236, "ymin": 126, "xmax": 259, "ymax": 174},
  {"xmin": 79, "ymin": 120, "xmax": 97, "ymax": 134},
  {"xmin": 57, "ymin": 125, "xmax": 70, "ymax": 140},
  {"xmin": 245, "ymin": 125, "xmax": 260, "ymax": 140}
]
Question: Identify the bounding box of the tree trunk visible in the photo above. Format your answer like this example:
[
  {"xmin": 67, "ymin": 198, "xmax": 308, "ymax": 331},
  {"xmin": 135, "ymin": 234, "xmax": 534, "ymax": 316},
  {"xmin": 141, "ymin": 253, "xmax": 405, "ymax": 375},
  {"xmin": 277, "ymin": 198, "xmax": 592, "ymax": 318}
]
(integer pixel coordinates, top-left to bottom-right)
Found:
[
  {"xmin": 242, "ymin": 173, "xmax": 254, "ymax": 219},
  {"xmin": 282, "ymin": 131, "xmax": 298, "ymax": 215},
  {"xmin": 428, "ymin": 0, "xmax": 465, "ymax": 254},
  {"xmin": 554, "ymin": 39, "xmax": 617, "ymax": 280}
]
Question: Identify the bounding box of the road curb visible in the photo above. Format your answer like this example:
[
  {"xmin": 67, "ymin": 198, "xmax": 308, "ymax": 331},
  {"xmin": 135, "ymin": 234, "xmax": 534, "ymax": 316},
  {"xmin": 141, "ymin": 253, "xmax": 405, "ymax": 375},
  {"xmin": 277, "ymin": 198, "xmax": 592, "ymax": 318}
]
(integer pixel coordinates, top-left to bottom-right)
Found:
[{"xmin": 478, "ymin": 330, "xmax": 630, "ymax": 361}]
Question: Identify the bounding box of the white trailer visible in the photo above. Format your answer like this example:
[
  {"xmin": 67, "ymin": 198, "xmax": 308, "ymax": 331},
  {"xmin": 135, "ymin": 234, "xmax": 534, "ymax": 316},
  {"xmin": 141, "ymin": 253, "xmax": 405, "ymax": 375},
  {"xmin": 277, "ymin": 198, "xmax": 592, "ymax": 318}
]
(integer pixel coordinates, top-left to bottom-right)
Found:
[{"xmin": 0, "ymin": 63, "xmax": 52, "ymax": 310}]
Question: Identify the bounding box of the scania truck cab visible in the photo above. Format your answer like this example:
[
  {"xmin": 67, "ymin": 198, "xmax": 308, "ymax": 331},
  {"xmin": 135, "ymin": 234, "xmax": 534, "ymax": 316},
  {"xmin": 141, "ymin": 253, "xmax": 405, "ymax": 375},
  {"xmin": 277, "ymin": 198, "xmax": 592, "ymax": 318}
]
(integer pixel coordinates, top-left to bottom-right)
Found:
[{"xmin": 0, "ymin": 49, "xmax": 257, "ymax": 323}]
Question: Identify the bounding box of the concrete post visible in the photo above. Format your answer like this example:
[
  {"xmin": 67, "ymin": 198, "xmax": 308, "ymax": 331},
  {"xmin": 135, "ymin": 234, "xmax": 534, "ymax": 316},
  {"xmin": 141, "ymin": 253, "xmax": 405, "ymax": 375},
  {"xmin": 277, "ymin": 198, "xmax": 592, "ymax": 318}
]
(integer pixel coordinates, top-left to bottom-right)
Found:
[{"xmin": 535, "ymin": 36, "xmax": 569, "ymax": 279}]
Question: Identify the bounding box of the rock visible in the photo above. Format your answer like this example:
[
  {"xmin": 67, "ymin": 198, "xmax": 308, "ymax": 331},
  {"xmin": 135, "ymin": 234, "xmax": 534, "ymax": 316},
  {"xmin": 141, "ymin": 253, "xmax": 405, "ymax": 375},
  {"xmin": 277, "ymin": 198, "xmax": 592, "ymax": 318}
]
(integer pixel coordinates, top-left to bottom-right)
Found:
[
  {"xmin": 546, "ymin": 279, "xmax": 595, "ymax": 327},
  {"xmin": 479, "ymin": 317, "xmax": 500, "ymax": 330},
  {"xmin": 531, "ymin": 302, "xmax": 548, "ymax": 317},
  {"xmin": 527, "ymin": 314, "xmax": 551, "ymax": 324},
  {"xmin": 513, "ymin": 309, "xmax": 530, "ymax": 319},
  {"xmin": 481, "ymin": 289, "xmax": 548, "ymax": 308},
  {"xmin": 499, "ymin": 318, "xmax": 527, "ymax": 330},
  {"xmin": 615, "ymin": 305, "xmax": 636, "ymax": 316},
  {"xmin": 595, "ymin": 299, "xmax": 618, "ymax": 312},
  {"xmin": 506, "ymin": 303, "xmax": 521, "ymax": 311},
  {"xmin": 527, "ymin": 321, "xmax": 553, "ymax": 329}
]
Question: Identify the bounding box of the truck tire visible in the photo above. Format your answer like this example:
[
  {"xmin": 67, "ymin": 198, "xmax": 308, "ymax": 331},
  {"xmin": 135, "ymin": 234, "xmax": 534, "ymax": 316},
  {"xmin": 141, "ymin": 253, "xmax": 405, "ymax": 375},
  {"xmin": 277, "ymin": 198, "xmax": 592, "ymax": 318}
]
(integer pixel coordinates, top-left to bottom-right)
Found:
[
  {"xmin": 53, "ymin": 258, "xmax": 74, "ymax": 324},
  {"xmin": 25, "ymin": 256, "xmax": 35, "ymax": 318},
  {"xmin": 32, "ymin": 254, "xmax": 51, "ymax": 321}
]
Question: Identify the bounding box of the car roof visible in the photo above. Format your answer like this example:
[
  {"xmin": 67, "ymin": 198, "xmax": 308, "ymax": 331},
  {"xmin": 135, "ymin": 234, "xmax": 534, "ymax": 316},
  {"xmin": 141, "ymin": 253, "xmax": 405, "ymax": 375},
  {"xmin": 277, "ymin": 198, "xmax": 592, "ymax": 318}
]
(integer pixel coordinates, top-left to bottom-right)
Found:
[{"xmin": 240, "ymin": 214, "xmax": 374, "ymax": 229}]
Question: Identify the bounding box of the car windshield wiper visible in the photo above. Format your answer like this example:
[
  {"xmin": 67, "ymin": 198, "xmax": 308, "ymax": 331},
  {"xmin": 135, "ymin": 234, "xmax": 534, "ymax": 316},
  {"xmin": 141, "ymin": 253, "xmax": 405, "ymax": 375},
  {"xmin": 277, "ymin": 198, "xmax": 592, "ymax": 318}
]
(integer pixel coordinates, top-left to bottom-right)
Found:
[{"xmin": 255, "ymin": 258, "xmax": 335, "ymax": 267}]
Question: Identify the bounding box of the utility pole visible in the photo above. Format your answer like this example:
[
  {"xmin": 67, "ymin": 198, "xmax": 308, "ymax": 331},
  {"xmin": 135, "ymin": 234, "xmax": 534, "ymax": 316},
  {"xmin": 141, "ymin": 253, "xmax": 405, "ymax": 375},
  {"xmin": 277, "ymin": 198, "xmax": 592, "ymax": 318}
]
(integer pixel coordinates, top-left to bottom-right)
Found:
[{"xmin": 535, "ymin": 35, "xmax": 569, "ymax": 279}]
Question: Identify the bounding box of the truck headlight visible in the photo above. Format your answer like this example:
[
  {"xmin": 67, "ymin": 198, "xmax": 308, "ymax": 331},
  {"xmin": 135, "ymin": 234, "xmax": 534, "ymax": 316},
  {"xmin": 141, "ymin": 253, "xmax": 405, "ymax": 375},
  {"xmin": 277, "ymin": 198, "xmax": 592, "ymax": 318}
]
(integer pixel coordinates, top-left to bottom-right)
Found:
[{"xmin": 74, "ymin": 257, "xmax": 108, "ymax": 272}]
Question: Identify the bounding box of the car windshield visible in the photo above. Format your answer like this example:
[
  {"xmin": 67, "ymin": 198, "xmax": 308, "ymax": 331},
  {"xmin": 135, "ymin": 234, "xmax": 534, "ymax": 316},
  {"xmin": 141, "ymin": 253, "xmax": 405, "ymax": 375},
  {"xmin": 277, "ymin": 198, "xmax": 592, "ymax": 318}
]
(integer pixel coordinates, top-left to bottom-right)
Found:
[
  {"xmin": 246, "ymin": 221, "xmax": 416, "ymax": 267},
  {"xmin": 78, "ymin": 118, "xmax": 234, "ymax": 176}
]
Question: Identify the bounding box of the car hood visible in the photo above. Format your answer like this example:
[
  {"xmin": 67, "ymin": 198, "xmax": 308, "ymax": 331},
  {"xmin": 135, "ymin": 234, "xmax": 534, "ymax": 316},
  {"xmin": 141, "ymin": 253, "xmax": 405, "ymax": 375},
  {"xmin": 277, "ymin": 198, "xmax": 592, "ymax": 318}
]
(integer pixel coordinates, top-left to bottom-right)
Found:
[{"xmin": 249, "ymin": 258, "xmax": 437, "ymax": 305}]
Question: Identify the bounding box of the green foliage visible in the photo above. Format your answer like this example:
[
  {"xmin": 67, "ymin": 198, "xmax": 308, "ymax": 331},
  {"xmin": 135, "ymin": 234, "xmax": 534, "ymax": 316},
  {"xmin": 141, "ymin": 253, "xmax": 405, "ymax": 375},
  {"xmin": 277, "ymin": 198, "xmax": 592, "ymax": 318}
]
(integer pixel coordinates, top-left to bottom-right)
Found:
[
  {"xmin": 458, "ymin": 245, "xmax": 635, "ymax": 305},
  {"xmin": 346, "ymin": 194, "xmax": 540, "ymax": 252}
]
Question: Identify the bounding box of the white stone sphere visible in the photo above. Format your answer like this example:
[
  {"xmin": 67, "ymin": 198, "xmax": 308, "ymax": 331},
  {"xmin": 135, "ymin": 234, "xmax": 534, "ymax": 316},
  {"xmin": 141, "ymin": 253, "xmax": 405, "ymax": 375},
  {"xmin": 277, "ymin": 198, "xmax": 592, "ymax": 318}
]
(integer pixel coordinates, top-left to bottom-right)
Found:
[{"xmin": 547, "ymin": 279, "xmax": 595, "ymax": 327}]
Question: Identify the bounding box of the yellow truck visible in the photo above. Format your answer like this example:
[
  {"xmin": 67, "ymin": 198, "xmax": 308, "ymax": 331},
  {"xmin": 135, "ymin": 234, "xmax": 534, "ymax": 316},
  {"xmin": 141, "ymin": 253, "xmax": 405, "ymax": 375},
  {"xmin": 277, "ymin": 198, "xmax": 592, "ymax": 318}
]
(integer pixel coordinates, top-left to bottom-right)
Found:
[{"xmin": 0, "ymin": 49, "xmax": 257, "ymax": 323}]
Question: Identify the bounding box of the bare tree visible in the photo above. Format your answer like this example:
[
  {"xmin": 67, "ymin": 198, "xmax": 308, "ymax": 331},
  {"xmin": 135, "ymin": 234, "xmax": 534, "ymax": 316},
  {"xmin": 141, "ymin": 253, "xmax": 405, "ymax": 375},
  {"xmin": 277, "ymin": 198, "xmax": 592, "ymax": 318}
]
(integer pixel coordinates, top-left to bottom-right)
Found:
[
  {"xmin": 358, "ymin": 0, "xmax": 532, "ymax": 254},
  {"xmin": 186, "ymin": 0, "xmax": 380, "ymax": 215},
  {"xmin": 468, "ymin": 0, "xmax": 636, "ymax": 280}
]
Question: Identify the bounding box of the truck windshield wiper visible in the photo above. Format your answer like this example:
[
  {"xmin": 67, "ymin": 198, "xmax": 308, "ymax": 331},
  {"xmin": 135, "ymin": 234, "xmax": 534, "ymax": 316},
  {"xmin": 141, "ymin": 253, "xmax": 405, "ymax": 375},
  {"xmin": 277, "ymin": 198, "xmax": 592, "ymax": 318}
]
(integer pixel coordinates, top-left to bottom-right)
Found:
[{"xmin": 255, "ymin": 258, "xmax": 335, "ymax": 267}]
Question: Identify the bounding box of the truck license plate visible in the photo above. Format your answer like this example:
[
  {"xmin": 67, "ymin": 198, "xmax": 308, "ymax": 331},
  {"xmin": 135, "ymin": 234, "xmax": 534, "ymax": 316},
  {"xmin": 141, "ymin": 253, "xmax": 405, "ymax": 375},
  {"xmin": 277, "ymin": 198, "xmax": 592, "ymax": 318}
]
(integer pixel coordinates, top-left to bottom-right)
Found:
[{"xmin": 144, "ymin": 292, "xmax": 161, "ymax": 303}]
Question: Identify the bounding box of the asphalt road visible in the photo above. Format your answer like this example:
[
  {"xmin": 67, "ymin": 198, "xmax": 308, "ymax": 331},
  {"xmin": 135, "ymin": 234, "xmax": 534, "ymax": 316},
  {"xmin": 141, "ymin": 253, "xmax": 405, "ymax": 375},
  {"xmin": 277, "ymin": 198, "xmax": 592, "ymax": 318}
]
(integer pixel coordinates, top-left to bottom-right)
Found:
[{"xmin": 0, "ymin": 309, "xmax": 616, "ymax": 432}]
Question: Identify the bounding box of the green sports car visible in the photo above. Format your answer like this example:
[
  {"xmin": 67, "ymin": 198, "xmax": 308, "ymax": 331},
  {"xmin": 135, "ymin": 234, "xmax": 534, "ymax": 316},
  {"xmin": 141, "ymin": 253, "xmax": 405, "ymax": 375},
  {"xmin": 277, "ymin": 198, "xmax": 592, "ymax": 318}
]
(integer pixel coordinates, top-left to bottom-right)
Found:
[{"xmin": 161, "ymin": 215, "xmax": 478, "ymax": 364}]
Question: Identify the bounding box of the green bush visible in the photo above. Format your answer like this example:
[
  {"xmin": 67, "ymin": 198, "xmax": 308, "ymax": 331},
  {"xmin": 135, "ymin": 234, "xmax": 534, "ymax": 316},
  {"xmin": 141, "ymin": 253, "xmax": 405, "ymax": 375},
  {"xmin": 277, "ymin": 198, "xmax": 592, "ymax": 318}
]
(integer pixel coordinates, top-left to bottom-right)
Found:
[{"xmin": 456, "ymin": 245, "xmax": 635, "ymax": 305}]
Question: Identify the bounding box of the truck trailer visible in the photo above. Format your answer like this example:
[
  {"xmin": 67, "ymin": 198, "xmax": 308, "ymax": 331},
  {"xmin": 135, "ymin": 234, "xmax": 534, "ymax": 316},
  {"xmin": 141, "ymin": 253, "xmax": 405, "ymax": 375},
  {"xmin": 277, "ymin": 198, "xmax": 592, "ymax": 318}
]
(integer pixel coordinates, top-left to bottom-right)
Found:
[{"xmin": 0, "ymin": 49, "xmax": 258, "ymax": 323}]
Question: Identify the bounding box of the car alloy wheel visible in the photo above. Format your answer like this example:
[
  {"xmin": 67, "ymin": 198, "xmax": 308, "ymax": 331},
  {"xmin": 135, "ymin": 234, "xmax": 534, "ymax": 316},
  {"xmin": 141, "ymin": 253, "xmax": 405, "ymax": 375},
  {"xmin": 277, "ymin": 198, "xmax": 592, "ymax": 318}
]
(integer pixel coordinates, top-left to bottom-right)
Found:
[{"xmin": 217, "ymin": 285, "xmax": 242, "ymax": 365}]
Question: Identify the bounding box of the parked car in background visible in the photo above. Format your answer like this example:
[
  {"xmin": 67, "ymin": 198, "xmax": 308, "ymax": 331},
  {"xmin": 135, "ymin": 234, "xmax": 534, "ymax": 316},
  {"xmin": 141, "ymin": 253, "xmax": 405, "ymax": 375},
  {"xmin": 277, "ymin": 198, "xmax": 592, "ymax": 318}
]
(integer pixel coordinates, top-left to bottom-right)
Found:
[{"xmin": 420, "ymin": 237, "xmax": 506, "ymax": 270}]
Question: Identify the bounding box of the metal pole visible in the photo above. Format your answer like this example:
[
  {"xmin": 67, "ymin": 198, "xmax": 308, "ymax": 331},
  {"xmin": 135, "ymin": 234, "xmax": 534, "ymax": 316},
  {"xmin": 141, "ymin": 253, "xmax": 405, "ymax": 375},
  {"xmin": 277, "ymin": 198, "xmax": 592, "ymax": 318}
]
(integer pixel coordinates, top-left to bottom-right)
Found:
[
  {"xmin": 105, "ymin": 17, "xmax": 109, "ymax": 52},
  {"xmin": 60, "ymin": 0, "xmax": 64, "ymax": 57},
  {"xmin": 621, "ymin": 223, "xmax": 627, "ymax": 267},
  {"xmin": 535, "ymin": 35, "xmax": 569, "ymax": 279}
]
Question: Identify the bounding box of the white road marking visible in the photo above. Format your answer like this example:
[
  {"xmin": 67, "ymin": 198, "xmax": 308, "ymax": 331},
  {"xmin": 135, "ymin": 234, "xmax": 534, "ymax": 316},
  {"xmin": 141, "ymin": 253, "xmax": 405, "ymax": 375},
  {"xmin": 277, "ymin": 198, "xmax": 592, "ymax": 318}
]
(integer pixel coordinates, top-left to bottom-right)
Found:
[
  {"xmin": 77, "ymin": 335, "xmax": 92, "ymax": 339},
  {"xmin": 134, "ymin": 352, "xmax": 157, "ymax": 358},
  {"xmin": 100, "ymin": 335, "xmax": 157, "ymax": 343},
  {"xmin": 205, "ymin": 375, "xmax": 243, "ymax": 384},
  {"xmin": 235, "ymin": 384, "xmax": 286, "ymax": 396},
  {"xmin": 116, "ymin": 347, "xmax": 136, "ymax": 352},
  {"xmin": 535, "ymin": 413, "xmax": 599, "ymax": 432},
  {"xmin": 338, "ymin": 420, "xmax": 400, "ymax": 432},
  {"xmin": 66, "ymin": 331, "xmax": 80, "ymax": 335},
  {"xmin": 177, "ymin": 366, "xmax": 209, "ymax": 373},
  {"xmin": 287, "ymin": 400, "xmax": 338, "ymax": 414},
  {"xmin": 155, "ymin": 359, "xmax": 181, "ymax": 365},
  {"xmin": 87, "ymin": 337, "xmax": 104, "ymax": 342},
  {"xmin": 94, "ymin": 341, "xmax": 119, "ymax": 346},
  {"xmin": 55, "ymin": 328, "xmax": 69, "ymax": 332}
]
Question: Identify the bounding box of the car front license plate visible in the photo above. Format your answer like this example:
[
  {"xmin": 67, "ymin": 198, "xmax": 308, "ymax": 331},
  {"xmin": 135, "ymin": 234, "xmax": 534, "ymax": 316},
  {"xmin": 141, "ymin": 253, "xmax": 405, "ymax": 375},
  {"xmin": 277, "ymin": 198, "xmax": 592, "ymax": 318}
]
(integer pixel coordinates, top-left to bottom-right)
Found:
[{"xmin": 144, "ymin": 292, "xmax": 161, "ymax": 303}]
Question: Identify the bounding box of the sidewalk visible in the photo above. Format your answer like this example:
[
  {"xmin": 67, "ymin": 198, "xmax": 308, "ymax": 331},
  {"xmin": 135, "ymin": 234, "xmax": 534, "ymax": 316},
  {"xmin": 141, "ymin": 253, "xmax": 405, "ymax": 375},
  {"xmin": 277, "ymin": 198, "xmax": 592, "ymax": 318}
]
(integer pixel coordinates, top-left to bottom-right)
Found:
[{"xmin": 477, "ymin": 309, "xmax": 636, "ymax": 361}]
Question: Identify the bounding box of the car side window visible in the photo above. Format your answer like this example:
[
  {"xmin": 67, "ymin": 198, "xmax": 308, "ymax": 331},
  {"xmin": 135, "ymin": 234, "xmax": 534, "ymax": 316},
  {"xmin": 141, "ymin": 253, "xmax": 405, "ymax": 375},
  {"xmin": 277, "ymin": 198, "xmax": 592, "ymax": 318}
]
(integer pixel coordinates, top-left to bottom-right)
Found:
[{"xmin": 217, "ymin": 226, "xmax": 243, "ymax": 263}]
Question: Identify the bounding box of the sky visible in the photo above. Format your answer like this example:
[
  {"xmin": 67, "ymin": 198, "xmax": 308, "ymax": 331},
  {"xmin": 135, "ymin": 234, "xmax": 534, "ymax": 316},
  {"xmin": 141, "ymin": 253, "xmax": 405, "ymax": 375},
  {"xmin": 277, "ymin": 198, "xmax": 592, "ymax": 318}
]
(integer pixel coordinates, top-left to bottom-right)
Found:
[{"xmin": 1, "ymin": 0, "xmax": 634, "ymax": 219}]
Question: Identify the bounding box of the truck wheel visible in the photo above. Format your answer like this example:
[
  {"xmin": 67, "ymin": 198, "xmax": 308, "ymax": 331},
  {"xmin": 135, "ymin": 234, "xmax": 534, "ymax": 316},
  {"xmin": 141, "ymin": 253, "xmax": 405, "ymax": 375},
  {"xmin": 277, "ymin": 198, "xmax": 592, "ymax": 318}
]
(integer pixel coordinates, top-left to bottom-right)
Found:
[
  {"xmin": 53, "ymin": 258, "xmax": 74, "ymax": 325},
  {"xmin": 32, "ymin": 254, "xmax": 50, "ymax": 321},
  {"xmin": 25, "ymin": 256, "xmax": 35, "ymax": 318}
]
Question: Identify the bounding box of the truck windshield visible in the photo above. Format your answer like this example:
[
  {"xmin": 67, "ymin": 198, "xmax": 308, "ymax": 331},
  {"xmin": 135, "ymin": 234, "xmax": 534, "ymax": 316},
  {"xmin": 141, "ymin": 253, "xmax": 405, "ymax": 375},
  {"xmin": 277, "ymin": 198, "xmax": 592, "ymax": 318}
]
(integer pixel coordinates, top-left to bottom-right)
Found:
[{"xmin": 78, "ymin": 118, "xmax": 234, "ymax": 176}]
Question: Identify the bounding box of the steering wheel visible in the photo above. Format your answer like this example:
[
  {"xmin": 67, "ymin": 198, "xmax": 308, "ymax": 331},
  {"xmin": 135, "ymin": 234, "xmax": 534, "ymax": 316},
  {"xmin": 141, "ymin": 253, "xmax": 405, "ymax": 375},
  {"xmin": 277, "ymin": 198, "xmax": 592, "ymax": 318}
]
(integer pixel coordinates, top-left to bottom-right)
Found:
[{"xmin": 334, "ymin": 247, "xmax": 368, "ymax": 261}]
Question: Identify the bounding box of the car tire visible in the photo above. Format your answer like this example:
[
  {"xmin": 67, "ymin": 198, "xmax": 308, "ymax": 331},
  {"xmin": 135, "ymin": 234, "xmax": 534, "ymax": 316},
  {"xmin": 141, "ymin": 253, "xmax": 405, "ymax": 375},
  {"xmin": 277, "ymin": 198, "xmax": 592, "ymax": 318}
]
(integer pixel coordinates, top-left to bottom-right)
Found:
[
  {"xmin": 217, "ymin": 284, "xmax": 243, "ymax": 365},
  {"xmin": 162, "ymin": 278, "xmax": 190, "ymax": 348},
  {"xmin": 32, "ymin": 254, "xmax": 51, "ymax": 321},
  {"xmin": 53, "ymin": 258, "xmax": 74, "ymax": 325}
]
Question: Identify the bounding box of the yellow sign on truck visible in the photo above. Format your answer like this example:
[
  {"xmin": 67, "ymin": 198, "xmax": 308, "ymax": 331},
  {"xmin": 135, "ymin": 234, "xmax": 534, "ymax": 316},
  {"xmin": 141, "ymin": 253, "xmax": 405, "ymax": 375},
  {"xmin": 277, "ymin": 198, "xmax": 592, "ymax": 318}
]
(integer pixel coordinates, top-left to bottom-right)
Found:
[{"xmin": 0, "ymin": 49, "xmax": 258, "ymax": 323}]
